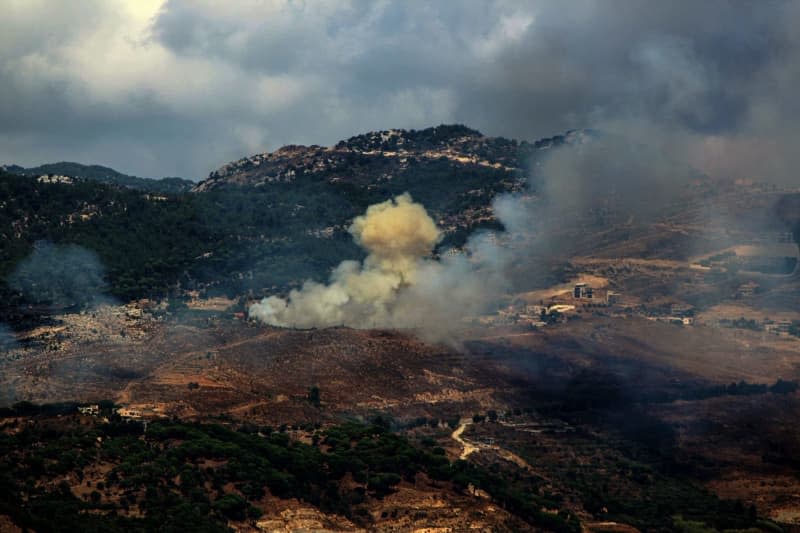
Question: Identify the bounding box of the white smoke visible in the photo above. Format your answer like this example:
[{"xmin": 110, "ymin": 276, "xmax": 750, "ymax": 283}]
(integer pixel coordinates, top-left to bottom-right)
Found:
[{"xmin": 248, "ymin": 122, "xmax": 734, "ymax": 343}]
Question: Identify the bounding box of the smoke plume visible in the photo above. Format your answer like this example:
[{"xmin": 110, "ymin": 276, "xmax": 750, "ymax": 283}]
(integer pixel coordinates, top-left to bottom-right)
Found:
[
  {"xmin": 249, "ymin": 193, "xmax": 511, "ymax": 343},
  {"xmin": 0, "ymin": 323, "xmax": 17, "ymax": 353},
  {"xmin": 249, "ymin": 120, "xmax": 799, "ymax": 343},
  {"xmin": 9, "ymin": 241, "xmax": 111, "ymax": 308},
  {"xmin": 246, "ymin": 129, "xmax": 697, "ymax": 342},
  {"xmin": 249, "ymin": 194, "xmax": 441, "ymax": 328}
]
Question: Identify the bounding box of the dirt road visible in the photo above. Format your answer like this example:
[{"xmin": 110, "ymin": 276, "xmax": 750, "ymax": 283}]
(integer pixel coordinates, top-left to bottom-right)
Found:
[{"xmin": 451, "ymin": 420, "xmax": 479, "ymax": 460}]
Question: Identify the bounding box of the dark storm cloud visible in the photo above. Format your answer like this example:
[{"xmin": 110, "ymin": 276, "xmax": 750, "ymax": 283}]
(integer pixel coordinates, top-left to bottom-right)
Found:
[
  {"xmin": 0, "ymin": 1, "xmax": 797, "ymax": 183},
  {"xmin": 456, "ymin": 1, "xmax": 785, "ymax": 138}
]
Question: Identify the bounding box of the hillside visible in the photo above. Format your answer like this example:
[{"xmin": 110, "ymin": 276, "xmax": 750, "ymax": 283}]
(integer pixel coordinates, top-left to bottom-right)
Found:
[
  {"xmin": 0, "ymin": 126, "xmax": 579, "ymax": 314},
  {"xmin": 194, "ymin": 124, "xmax": 568, "ymax": 191},
  {"xmin": 2, "ymin": 124, "xmax": 798, "ymax": 320},
  {"xmin": 0, "ymin": 413, "xmax": 557, "ymax": 532},
  {"xmin": 3, "ymin": 125, "xmax": 800, "ymax": 530},
  {"xmin": 0, "ymin": 312, "xmax": 787, "ymax": 531},
  {"xmin": 4, "ymin": 124, "xmax": 799, "ymax": 319},
  {"xmin": 1, "ymin": 162, "xmax": 193, "ymax": 194}
]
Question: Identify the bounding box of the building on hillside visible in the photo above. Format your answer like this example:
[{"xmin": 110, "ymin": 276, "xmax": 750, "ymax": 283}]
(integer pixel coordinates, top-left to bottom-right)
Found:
[
  {"xmin": 574, "ymin": 283, "xmax": 589, "ymax": 298},
  {"xmin": 736, "ymin": 282, "xmax": 760, "ymax": 299},
  {"xmin": 78, "ymin": 404, "xmax": 99, "ymax": 416},
  {"xmin": 670, "ymin": 303, "xmax": 694, "ymax": 317},
  {"xmin": 116, "ymin": 407, "xmax": 142, "ymax": 419},
  {"xmin": 764, "ymin": 320, "xmax": 792, "ymax": 335},
  {"xmin": 525, "ymin": 304, "xmax": 547, "ymax": 316}
]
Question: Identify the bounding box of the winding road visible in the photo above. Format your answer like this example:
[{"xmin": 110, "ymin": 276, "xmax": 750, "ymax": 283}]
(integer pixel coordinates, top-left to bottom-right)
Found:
[{"xmin": 451, "ymin": 420, "xmax": 479, "ymax": 460}]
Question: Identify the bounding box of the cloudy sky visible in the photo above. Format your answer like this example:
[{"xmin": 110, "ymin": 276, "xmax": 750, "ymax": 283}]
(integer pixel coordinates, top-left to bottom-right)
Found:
[{"xmin": 1, "ymin": 0, "xmax": 799, "ymax": 182}]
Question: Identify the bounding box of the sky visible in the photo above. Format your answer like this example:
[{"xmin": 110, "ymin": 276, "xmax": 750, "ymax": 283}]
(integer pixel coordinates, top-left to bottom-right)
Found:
[{"xmin": 1, "ymin": 0, "xmax": 799, "ymax": 182}]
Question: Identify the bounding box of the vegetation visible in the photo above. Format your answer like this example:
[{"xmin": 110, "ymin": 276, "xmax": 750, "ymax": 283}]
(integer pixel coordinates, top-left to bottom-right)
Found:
[
  {"xmin": 5, "ymin": 162, "xmax": 193, "ymax": 194},
  {"xmin": 720, "ymin": 317, "xmax": 762, "ymax": 331},
  {"xmin": 0, "ymin": 412, "xmax": 581, "ymax": 532},
  {"xmin": 307, "ymin": 386, "xmax": 321, "ymax": 407},
  {"xmin": 455, "ymin": 367, "xmax": 785, "ymax": 532},
  {"xmin": 1, "ymin": 140, "xmax": 518, "ymax": 314}
]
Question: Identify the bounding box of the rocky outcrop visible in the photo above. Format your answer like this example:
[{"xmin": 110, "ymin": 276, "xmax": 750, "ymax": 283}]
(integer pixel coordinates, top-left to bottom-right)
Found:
[{"xmin": 191, "ymin": 124, "xmax": 563, "ymax": 193}]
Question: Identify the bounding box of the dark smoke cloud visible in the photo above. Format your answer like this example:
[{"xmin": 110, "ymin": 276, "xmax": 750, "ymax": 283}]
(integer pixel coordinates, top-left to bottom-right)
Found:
[
  {"xmin": 0, "ymin": 1, "xmax": 798, "ymax": 183},
  {"xmin": 9, "ymin": 241, "xmax": 111, "ymax": 308}
]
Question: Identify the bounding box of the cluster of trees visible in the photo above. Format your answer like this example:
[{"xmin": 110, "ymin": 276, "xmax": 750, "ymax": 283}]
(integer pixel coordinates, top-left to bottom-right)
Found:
[
  {"xmin": 503, "ymin": 408, "xmax": 770, "ymax": 532},
  {"xmin": 0, "ymin": 396, "xmax": 778, "ymax": 532},
  {"xmin": 638, "ymin": 378, "xmax": 799, "ymax": 404},
  {"xmin": 492, "ymin": 369, "xmax": 779, "ymax": 531},
  {"xmin": 552, "ymin": 368, "xmax": 799, "ymax": 410},
  {"xmin": 719, "ymin": 317, "xmax": 762, "ymax": 331},
  {"xmin": 0, "ymin": 412, "xmax": 581, "ymax": 532}
]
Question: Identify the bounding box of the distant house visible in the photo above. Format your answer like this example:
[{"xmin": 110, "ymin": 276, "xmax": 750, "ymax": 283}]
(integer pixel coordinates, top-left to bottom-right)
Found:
[
  {"xmin": 78, "ymin": 404, "xmax": 99, "ymax": 416},
  {"xmin": 670, "ymin": 303, "xmax": 694, "ymax": 317},
  {"xmin": 773, "ymin": 320, "xmax": 793, "ymax": 334},
  {"xmin": 736, "ymin": 282, "xmax": 760, "ymax": 298},
  {"xmin": 606, "ymin": 291, "xmax": 620, "ymax": 305},
  {"xmin": 116, "ymin": 407, "xmax": 142, "ymax": 419},
  {"xmin": 525, "ymin": 304, "xmax": 547, "ymax": 316},
  {"xmin": 573, "ymin": 283, "xmax": 589, "ymax": 298}
]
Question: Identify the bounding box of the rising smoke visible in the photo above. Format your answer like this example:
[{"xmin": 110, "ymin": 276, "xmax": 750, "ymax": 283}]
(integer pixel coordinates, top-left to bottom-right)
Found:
[
  {"xmin": 248, "ymin": 193, "xmax": 441, "ymax": 329},
  {"xmin": 0, "ymin": 323, "xmax": 18, "ymax": 403},
  {"xmin": 247, "ymin": 112, "xmax": 798, "ymax": 344},
  {"xmin": 248, "ymin": 193, "xmax": 512, "ymax": 343},
  {"xmin": 246, "ymin": 127, "xmax": 706, "ymax": 342},
  {"xmin": 9, "ymin": 241, "xmax": 111, "ymax": 308}
]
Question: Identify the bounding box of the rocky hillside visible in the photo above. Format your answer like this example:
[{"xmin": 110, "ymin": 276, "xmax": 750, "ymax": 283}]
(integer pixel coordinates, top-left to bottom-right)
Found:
[{"xmin": 194, "ymin": 124, "xmax": 578, "ymax": 192}]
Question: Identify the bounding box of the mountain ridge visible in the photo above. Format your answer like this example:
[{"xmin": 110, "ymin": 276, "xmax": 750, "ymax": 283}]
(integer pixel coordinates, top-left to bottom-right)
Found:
[
  {"xmin": 193, "ymin": 124, "xmax": 586, "ymax": 192},
  {"xmin": 1, "ymin": 161, "xmax": 194, "ymax": 194}
]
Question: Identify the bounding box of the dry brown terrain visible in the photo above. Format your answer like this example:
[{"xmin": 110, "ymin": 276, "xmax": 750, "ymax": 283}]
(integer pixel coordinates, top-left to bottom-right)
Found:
[{"xmin": 2, "ymin": 183, "xmax": 799, "ymax": 530}]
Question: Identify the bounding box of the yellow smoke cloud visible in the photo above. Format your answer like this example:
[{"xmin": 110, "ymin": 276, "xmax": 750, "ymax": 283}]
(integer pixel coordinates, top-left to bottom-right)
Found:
[
  {"xmin": 351, "ymin": 193, "xmax": 440, "ymax": 254},
  {"xmin": 248, "ymin": 193, "xmax": 441, "ymax": 329}
]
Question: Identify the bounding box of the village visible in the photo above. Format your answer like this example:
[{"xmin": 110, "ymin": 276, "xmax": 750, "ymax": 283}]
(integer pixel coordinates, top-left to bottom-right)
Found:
[{"xmin": 483, "ymin": 278, "xmax": 799, "ymax": 339}]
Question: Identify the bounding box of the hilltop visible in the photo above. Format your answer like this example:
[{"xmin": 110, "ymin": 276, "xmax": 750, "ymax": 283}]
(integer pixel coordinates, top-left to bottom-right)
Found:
[
  {"xmin": 194, "ymin": 124, "xmax": 580, "ymax": 192},
  {"xmin": 1, "ymin": 162, "xmax": 193, "ymax": 194}
]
